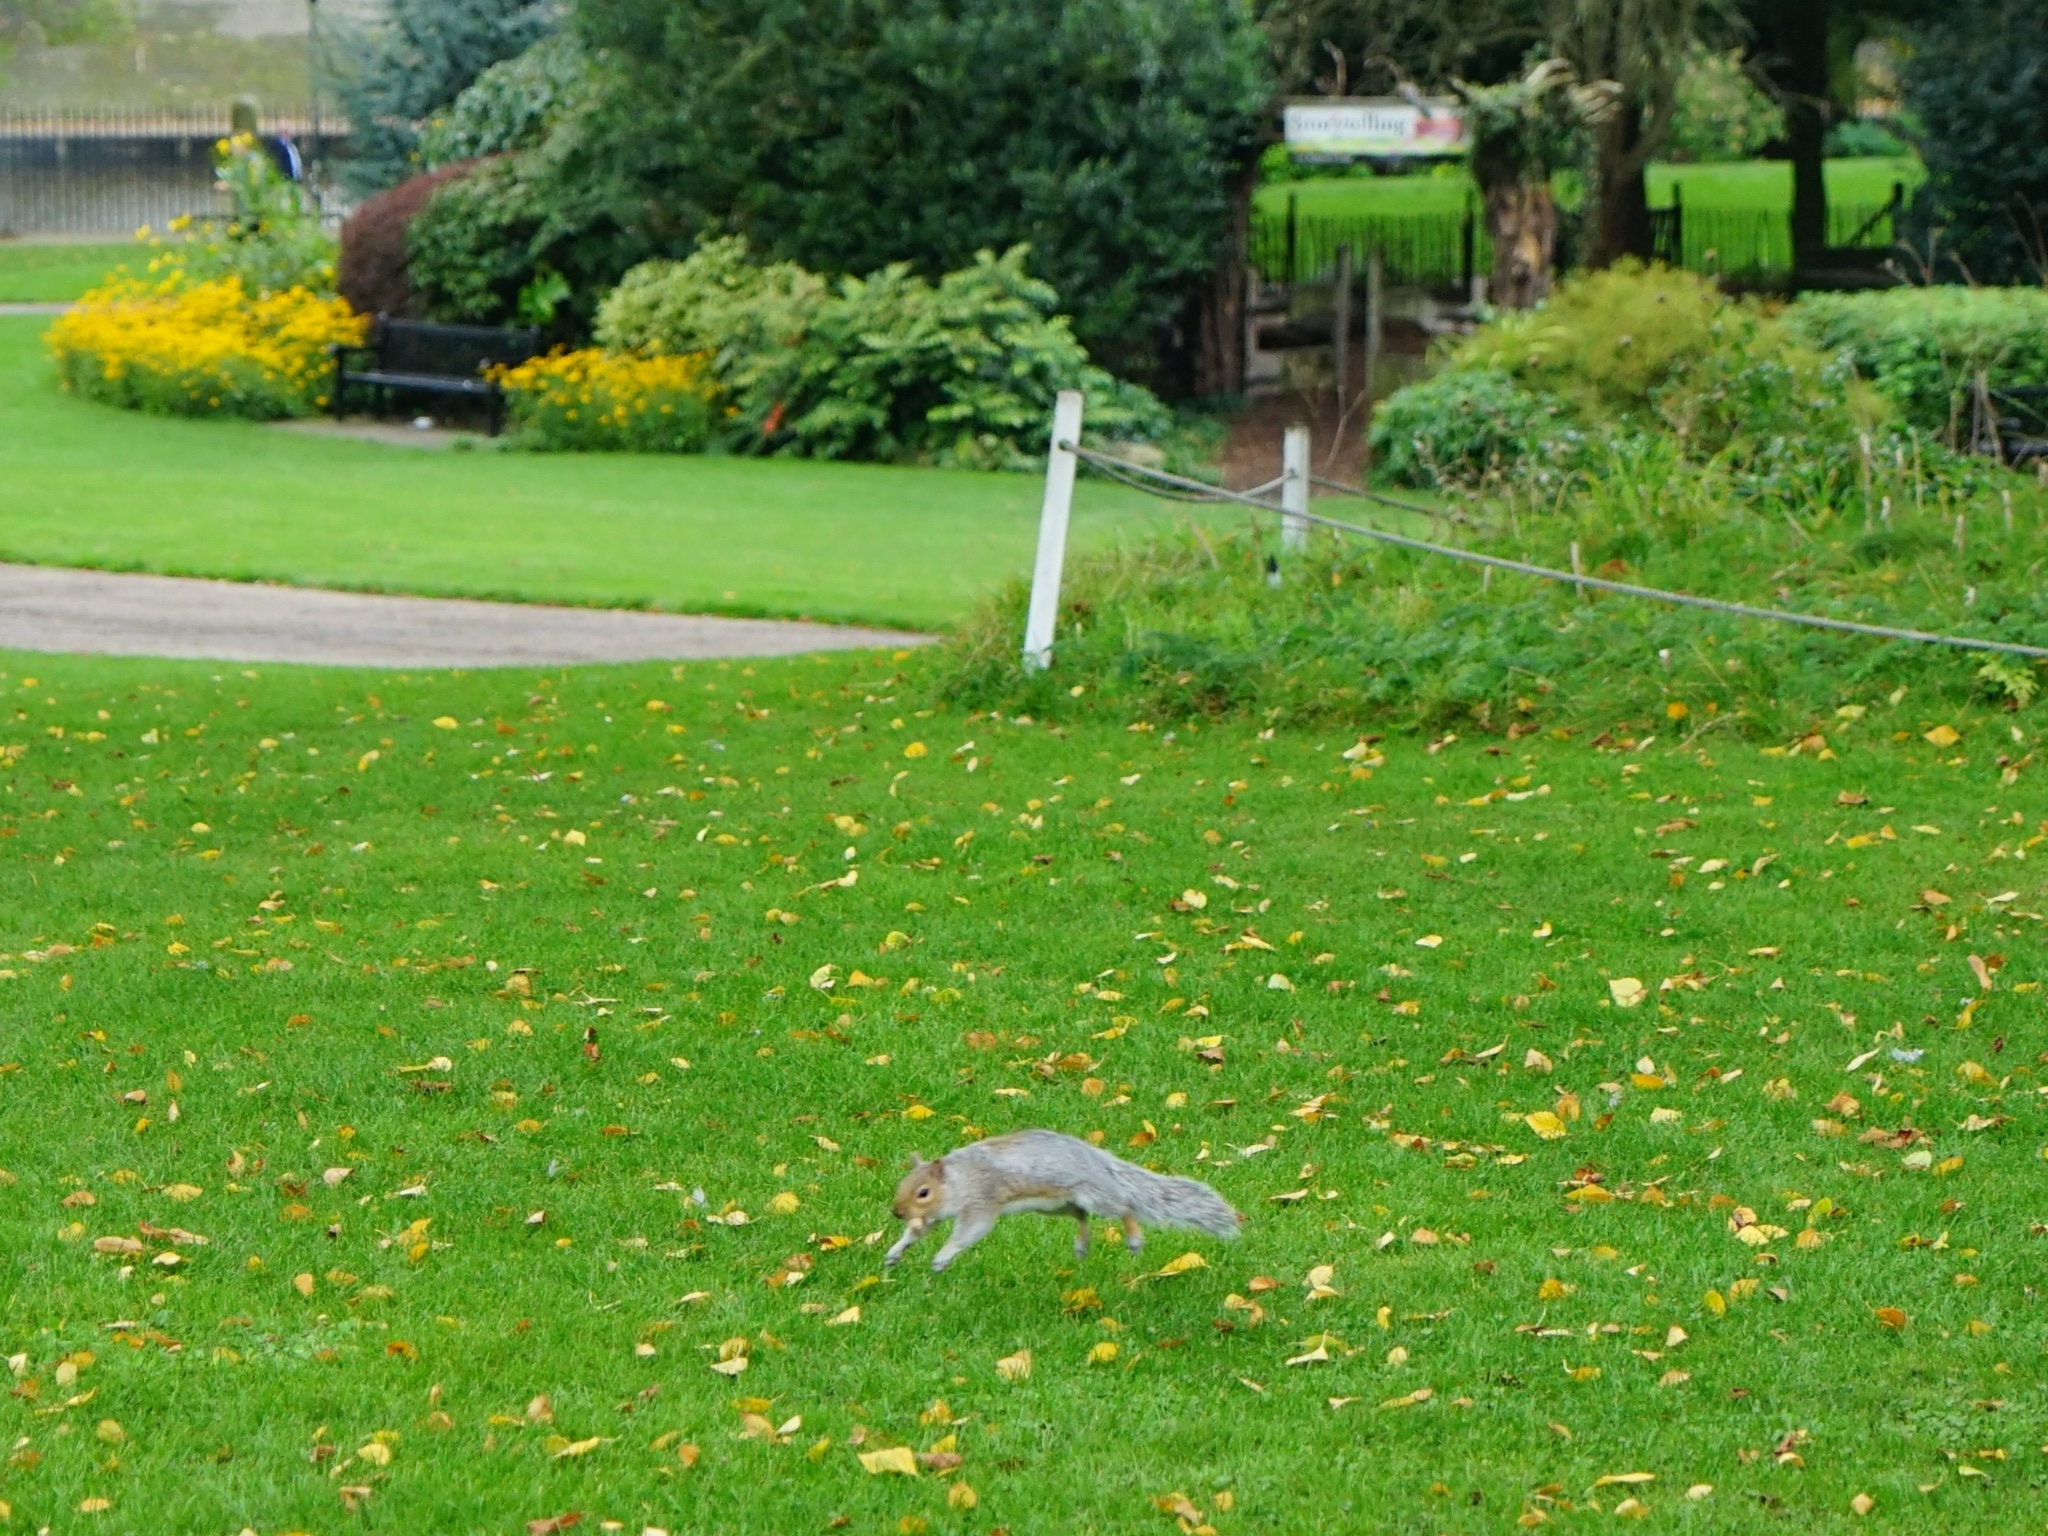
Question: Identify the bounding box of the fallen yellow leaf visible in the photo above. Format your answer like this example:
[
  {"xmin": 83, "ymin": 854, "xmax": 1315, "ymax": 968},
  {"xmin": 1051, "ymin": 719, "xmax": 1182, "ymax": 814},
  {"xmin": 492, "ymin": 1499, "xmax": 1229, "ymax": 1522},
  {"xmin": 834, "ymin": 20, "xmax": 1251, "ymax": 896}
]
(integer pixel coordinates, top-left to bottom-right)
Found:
[{"xmin": 858, "ymin": 1446, "xmax": 919, "ymax": 1476}]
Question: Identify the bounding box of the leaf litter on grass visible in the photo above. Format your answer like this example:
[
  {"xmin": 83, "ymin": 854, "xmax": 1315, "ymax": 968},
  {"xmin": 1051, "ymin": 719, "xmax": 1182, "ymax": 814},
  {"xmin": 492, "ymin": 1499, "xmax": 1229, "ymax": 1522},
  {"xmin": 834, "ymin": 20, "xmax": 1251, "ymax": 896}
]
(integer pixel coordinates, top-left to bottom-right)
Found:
[{"xmin": 0, "ymin": 647, "xmax": 2041, "ymax": 1530}]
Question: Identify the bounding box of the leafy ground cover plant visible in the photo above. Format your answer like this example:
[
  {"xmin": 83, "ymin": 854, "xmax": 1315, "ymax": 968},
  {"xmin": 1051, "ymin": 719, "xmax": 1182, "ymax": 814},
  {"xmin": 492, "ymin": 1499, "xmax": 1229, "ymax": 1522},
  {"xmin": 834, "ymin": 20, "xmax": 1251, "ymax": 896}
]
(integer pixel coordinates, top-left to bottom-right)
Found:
[
  {"xmin": 1373, "ymin": 263, "xmax": 1866, "ymax": 494},
  {"xmin": 0, "ymin": 646, "xmax": 2041, "ymax": 1532},
  {"xmin": 1786, "ymin": 287, "xmax": 2048, "ymax": 440},
  {"xmin": 595, "ymin": 242, "xmax": 1168, "ymax": 466}
]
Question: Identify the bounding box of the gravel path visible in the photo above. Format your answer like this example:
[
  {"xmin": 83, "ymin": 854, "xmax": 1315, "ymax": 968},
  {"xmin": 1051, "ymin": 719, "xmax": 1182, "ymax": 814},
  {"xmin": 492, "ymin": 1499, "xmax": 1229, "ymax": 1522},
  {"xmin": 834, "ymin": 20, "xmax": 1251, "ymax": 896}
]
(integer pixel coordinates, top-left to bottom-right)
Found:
[{"xmin": 0, "ymin": 563, "xmax": 934, "ymax": 667}]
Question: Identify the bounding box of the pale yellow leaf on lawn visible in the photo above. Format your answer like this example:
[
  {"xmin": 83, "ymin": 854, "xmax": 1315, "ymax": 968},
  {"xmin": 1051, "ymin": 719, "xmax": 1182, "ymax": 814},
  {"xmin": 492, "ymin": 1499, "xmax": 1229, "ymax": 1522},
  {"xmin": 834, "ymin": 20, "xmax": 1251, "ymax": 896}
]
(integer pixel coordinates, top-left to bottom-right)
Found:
[
  {"xmin": 858, "ymin": 1446, "xmax": 919, "ymax": 1476},
  {"xmin": 1608, "ymin": 977, "xmax": 1647, "ymax": 1008}
]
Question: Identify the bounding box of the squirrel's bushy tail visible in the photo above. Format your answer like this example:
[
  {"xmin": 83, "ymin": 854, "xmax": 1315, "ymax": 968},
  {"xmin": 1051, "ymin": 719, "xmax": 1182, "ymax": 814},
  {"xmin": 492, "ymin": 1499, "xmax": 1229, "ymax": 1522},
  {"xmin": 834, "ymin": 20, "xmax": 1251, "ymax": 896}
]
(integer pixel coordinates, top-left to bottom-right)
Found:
[{"xmin": 1127, "ymin": 1168, "xmax": 1242, "ymax": 1240}]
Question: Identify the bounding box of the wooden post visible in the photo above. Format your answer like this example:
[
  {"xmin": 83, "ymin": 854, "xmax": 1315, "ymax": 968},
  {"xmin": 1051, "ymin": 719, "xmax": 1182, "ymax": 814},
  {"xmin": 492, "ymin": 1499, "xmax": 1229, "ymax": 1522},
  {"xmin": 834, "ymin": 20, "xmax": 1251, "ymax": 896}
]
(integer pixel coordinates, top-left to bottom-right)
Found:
[
  {"xmin": 1332, "ymin": 242, "xmax": 1352, "ymax": 423},
  {"xmin": 1460, "ymin": 201, "xmax": 1475, "ymax": 299},
  {"xmin": 1282, "ymin": 423, "xmax": 1310, "ymax": 554},
  {"xmin": 1021, "ymin": 390, "xmax": 1084, "ymax": 672},
  {"xmin": 1285, "ymin": 192, "xmax": 1298, "ymax": 286},
  {"xmin": 1363, "ymin": 247, "xmax": 1383, "ymax": 443}
]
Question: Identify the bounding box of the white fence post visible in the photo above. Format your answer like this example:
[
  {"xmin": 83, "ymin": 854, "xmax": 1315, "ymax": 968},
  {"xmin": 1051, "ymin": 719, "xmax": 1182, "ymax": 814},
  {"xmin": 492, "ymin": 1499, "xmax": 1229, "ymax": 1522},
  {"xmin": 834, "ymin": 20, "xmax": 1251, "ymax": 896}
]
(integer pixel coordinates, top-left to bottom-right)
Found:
[
  {"xmin": 1281, "ymin": 422, "xmax": 1310, "ymax": 552},
  {"xmin": 1022, "ymin": 389, "xmax": 1085, "ymax": 672}
]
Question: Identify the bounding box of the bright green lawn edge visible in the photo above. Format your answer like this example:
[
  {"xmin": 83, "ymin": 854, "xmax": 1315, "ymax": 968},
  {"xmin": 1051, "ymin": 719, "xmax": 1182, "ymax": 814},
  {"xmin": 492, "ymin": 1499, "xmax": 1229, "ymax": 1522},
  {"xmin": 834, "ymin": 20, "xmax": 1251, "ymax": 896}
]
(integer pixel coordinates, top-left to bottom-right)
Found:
[
  {"xmin": 0, "ymin": 241, "xmax": 143, "ymax": 303},
  {"xmin": 0, "ymin": 317, "xmax": 1230, "ymax": 632}
]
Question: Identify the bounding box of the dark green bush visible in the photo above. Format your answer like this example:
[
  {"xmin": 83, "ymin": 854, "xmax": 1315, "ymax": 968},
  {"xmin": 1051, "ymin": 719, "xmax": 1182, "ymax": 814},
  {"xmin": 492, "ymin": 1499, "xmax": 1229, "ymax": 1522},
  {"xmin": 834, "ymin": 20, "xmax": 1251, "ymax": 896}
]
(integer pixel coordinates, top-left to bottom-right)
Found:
[
  {"xmin": 406, "ymin": 97, "xmax": 656, "ymax": 333},
  {"xmin": 569, "ymin": 0, "xmax": 1272, "ymax": 387},
  {"xmin": 1901, "ymin": 0, "xmax": 2048, "ymax": 285},
  {"xmin": 1785, "ymin": 287, "xmax": 2048, "ymax": 438}
]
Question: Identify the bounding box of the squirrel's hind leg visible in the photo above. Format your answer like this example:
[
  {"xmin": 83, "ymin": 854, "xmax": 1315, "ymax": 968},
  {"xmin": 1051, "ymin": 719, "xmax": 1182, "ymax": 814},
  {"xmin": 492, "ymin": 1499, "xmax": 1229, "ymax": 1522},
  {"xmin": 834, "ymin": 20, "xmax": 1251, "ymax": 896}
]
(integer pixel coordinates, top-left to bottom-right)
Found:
[
  {"xmin": 931, "ymin": 1207, "xmax": 998, "ymax": 1272},
  {"xmin": 1122, "ymin": 1216, "xmax": 1144, "ymax": 1253},
  {"xmin": 1073, "ymin": 1213, "xmax": 1090, "ymax": 1257}
]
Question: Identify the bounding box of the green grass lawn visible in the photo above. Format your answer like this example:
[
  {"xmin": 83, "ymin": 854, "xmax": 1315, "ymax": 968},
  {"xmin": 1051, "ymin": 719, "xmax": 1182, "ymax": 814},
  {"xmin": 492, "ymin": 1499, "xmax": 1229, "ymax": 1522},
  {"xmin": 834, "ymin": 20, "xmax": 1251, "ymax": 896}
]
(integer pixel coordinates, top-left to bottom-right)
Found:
[
  {"xmin": 0, "ymin": 242, "xmax": 142, "ymax": 303},
  {"xmin": 1258, "ymin": 157, "xmax": 1924, "ymax": 219},
  {"xmin": 0, "ymin": 645, "xmax": 2041, "ymax": 1532},
  {"xmin": 0, "ymin": 317, "xmax": 1201, "ymax": 632}
]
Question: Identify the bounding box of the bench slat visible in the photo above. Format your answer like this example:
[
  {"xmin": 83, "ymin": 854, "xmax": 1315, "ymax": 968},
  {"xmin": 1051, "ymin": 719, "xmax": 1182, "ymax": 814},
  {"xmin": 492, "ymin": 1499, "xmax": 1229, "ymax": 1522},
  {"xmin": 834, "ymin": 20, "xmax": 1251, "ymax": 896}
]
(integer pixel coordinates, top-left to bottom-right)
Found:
[{"xmin": 342, "ymin": 369, "xmax": 496, "ymax": 394}]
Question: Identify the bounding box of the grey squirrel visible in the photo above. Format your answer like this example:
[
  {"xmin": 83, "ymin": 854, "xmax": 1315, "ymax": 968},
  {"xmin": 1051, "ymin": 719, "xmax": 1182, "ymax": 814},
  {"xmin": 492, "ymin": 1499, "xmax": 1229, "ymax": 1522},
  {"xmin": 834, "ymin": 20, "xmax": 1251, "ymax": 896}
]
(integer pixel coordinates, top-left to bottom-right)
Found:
[{"xmin": 885, "ymin": 1129, "xmax": 1242, "ymax": 1272}]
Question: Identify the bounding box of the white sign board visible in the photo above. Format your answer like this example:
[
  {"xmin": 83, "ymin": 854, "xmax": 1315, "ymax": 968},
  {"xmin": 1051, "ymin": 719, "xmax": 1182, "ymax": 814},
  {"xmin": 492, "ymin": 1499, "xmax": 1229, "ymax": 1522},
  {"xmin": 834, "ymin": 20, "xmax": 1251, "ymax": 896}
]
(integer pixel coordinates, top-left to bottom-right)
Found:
[{"xmin": 1283, "ymin": 98, "xmax": 1467, "ymax": 161}]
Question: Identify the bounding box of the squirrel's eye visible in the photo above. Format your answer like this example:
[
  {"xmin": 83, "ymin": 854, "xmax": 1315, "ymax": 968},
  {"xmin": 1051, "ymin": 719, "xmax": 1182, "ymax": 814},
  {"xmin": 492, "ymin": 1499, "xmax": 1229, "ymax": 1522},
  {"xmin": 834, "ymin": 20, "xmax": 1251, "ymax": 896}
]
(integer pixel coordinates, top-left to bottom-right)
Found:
[{"xmin": 916, "ymin": 1187, "xmax": 929, "ymax": 1199}]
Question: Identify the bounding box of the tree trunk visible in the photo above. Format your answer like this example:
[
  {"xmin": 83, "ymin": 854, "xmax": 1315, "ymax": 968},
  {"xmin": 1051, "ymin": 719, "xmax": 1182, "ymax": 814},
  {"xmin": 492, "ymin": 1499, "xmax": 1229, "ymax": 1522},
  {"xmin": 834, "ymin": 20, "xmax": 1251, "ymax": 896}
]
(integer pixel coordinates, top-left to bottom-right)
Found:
[
  {"xmin": 1486, "ymin": 180, "xmax": 1558, "ymax": 309},
  {"xmin": 1589, "ymin": 98, "xmax": 1654, "ymax": 267},
  {"xmin": 1751, "ymin": 0, "xmax": 1832, "ymax": 272},
  {"xmin": 1193, "ymin": 167, "xmax": 1255, "ymax": 397}
]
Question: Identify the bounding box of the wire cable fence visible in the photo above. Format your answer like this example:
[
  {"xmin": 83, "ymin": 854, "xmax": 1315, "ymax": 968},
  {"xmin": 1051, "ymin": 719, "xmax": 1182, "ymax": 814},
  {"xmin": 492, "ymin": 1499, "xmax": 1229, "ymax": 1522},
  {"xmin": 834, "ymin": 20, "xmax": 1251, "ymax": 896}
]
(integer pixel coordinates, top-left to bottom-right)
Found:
[{"xmin": 1019, "ymin": 390, "xmax": 2048, "ymax": 669}]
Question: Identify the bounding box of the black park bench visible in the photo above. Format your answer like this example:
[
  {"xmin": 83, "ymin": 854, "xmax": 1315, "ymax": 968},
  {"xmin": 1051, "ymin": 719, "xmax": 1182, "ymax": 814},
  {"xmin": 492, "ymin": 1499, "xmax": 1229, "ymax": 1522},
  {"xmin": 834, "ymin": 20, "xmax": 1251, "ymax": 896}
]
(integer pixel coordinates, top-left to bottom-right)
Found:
[{"xmin": 330, "ymin": 318, "xmax": 541, "ymax": 437}]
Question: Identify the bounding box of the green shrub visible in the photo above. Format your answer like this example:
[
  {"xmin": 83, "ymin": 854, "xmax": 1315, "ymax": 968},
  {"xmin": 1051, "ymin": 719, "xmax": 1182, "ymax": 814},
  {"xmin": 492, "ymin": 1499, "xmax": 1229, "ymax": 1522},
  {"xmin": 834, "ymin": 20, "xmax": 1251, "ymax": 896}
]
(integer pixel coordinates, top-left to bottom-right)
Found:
[
  {"xmin": 1785, "ymin": 286, "xmax": 2048, "ymax": 438},
  {"xmin": 1459, "ymin": 261, "xmax": 1766, "ymax": 419},
  {"xmin": 595, "ymin": 237, "xmax": 825, "ymax": 365},
  {"xmin": 1367, "ymin": 369, "xmax": 1566, "ymax": 487},
  {"xmin": 406, "ymin": 107, "xmax": 654, "ymax": 333},
  {"xmin": 597, "ymin": 242, "xmax": 1169, "ymax": 466},
  {"xmin": 1387, "ymin": 262, "xmax": 1866, "ymax": 490},
  {"xmin": 419, "ymin": 32, "xmax": 594, "ymax": 167},
  {"xmin": 1668, "ymin": 47, "xmax": 1784, "ymax": 164},
  {"xmin": 1825, "ymin": 120, "xmax": 1908, "ymax": 159}
]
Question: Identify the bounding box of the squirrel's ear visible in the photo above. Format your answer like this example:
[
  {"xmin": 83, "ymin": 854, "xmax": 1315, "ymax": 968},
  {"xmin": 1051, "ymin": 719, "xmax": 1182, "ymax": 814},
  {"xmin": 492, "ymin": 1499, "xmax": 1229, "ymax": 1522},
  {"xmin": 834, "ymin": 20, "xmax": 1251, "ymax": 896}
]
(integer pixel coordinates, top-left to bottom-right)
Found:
[{"xmin": 903, "ymin": 1151, "xmax": 926, "ymax": 1170}]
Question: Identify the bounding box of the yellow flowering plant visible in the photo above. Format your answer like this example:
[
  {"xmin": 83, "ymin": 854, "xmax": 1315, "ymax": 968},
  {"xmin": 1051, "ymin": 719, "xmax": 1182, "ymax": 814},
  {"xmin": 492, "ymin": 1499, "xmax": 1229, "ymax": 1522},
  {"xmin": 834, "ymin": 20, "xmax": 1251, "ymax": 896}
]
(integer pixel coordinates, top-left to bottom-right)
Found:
[
  {"xmin": 47, "ymin": 273, "xmax": 365, "ymax": 420},
  {"xmin": 491, "ymin": 347, "xmax": 721, "ymax": 452}
]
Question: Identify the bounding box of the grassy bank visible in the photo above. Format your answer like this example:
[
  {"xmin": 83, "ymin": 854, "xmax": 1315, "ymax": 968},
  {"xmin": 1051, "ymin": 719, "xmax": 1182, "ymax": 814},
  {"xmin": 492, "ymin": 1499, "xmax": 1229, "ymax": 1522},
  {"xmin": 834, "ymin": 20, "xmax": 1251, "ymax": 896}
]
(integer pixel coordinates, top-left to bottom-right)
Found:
[
  {"xmin": 0, "ymin": 242, "xmax": 139, "ymax": 304},
  {"xmin": 0, "ymin": 646, "xmax": 2040, "ymax": 1532}
]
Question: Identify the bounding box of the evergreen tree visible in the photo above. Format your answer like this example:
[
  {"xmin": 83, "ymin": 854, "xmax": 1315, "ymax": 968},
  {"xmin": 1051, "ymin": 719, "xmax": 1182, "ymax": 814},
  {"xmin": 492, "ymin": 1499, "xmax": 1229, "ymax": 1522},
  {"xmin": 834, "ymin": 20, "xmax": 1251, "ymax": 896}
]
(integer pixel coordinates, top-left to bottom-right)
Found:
[
  {"xmin": 570, "ymin": 0, "xmax": 1271, "ymax": 390},
  {"xmin": 329, "ymin": 0, "xmax": 559, "ymax": 195},
  {"xmin": 1902, "ymin": 0, "xmax": 2048, "ymax": 283}
]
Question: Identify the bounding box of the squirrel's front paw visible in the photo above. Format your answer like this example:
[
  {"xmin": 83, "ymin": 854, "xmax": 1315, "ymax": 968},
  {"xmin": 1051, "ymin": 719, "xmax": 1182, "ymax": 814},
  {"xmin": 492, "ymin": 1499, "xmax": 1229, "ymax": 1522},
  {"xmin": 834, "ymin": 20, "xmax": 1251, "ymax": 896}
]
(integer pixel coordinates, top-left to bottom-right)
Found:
[{"xmin": 930, "ymin": 1257, "xmax": 951, "ymax": 1273}]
